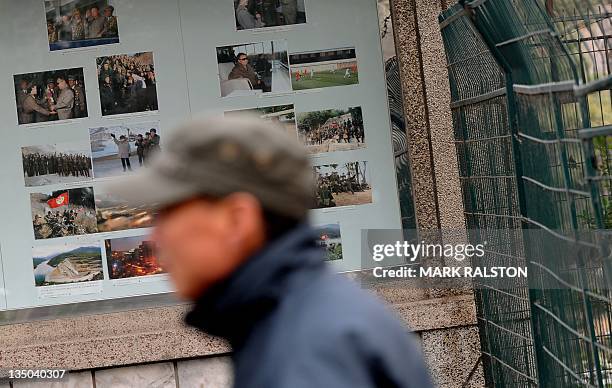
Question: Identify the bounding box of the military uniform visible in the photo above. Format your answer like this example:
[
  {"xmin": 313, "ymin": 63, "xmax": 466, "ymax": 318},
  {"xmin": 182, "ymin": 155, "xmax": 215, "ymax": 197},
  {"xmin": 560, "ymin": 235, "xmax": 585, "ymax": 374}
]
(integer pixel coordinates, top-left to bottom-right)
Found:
[
  {"xmin": 18, "ymin": 91, "xmax": 51, "ymax": 124},
  {"xmin": 72, "ymin": 83, "xmax": 86, "ymax": 118},
  {"xmin": 281, "ymin": 0, "xmax": 297, "ymax": 24},
  {"xmin": 55, "ymin": 88, "xmax": 74, "ymax": 120}
]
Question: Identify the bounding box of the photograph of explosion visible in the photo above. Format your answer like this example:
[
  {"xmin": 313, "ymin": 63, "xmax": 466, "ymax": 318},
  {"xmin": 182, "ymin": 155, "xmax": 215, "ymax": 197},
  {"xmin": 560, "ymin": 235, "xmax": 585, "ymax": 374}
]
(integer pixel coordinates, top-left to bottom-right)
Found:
[
  {"xmin": 22, "ymin": 142, "xmax": 93, "ymax": 187},
  {"xmin": 105, "ymin": 235, "xmax": 164, "ymax": 279},
  {"xmin": 315, "ymin": 223, "xmax": 343, "ymax": 262},
  {"xmin": 225, "ymin": 104, "xmax": 297, "ymax": 138},
  {"xmin": 313, "ymin": 161, "xmax": 372, "ymax": 209},
  {"xmin": 30, "ymin": 187, "xmax": 98, "ymax": 240},
  {"xmin": 33, "ymin": 242, "xmax": 103, "ymax": 287},
  {"xmin": 95, "ymin": 181, "xmax": 156, "ymax": 233}
]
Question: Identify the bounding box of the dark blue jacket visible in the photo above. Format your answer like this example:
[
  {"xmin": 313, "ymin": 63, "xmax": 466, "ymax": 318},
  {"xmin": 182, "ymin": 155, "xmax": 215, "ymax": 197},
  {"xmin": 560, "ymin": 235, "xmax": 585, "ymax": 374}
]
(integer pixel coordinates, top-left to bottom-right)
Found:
[{"xmin": 185, "ymin": 225, "xmax": 433, "ymax": 388}]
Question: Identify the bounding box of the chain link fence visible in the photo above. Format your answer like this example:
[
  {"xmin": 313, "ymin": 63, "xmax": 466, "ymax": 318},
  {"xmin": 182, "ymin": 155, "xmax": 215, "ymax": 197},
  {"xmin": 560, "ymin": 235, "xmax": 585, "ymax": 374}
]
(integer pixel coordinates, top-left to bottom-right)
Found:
[{"xmin": 439, "ymin": 0, "xmax": 612, "ymax": 386}]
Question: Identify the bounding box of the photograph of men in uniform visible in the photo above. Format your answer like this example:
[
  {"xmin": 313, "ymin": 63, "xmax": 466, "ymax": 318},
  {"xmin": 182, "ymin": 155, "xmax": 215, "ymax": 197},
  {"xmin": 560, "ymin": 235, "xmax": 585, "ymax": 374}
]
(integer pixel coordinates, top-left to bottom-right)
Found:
[
  {"xmin": 30, "ymin": 187, "xmax": 98, "ymax": 240},
  {"xmin": 13, "ymin": 68, "xmax": 87, "ymax": 125},
  {"xmin": 96, "ymin": 52, "xmax": 158, "ymax": 116},
  {"xmin": 297, "ymin": 106, "xmax": 366, "ymax": 154},
  {"xmin": 45, "ymin": 1, "xmax": 120, "ymax": 51},
  {"xmin": 233, "ymin": 0, "xmax": 306, "ymax": 30},
  {"xmin": 89, "ymin": 123, "xmax": 161, "ymax": 179},
  {"xmin": 216, "ymin": 40, "xmax": 290, "ymax": 97},
  {"xmin": 313, "ymin": 161, "xmax": 372, "ymax": 208},
  {"xmin": 22, "ymin": 142, "xmax": 93, "ymax": 187}
]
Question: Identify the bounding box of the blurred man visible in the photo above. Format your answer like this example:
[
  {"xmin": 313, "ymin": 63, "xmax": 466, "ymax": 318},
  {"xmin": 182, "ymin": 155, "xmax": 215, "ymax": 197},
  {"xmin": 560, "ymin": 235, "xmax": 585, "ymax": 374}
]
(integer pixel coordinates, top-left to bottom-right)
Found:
[{"xmin": 114, "ymin": 117, "xmax": 433, "ymax": 388}]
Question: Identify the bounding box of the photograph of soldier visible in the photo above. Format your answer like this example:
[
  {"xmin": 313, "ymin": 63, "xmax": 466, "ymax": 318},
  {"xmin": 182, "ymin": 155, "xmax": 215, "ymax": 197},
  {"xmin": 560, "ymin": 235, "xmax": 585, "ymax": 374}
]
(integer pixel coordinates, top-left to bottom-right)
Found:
[
  {"xmin": 22, "ymin": 142, "xmax": 93, "ymax": 187},
  {"xmin": 33, "ymin": 242, "xmax": 103, "ymax": 287},
  {"xmin": 216, "ymin": 40, "xmax": 290, "ymax": 97},
  {"xmin": 290, "ymin": 48, "xmax": 359, "ymax": 91},
  {"xmin": 95, "ymin": 180, "xmax": 157, "ymax": 233},
  {"xmin": 233, "ymin": 0, "xmax": 306, "ymax": 30},
  {"xmin": 45, "ymin": 0, "xmax": 119, "ymax": 51},
  {"xmin": 90, "ymin": 122, "xmax": 161, "ymax": 179},
  {"xmin": 313, "ymin": 161, "xmax": 372, "ymax": 209},
  {"xmin": 14, "ymin": 68, "xmax": 88, "ymax": 125},
  {"xmin": 297, "ymin": 106, "xmax": 366, "ymax": 154},
  {"xmin": 316, "ymin": 223, "xmax": 343, "ymax": 262},
  {"xmin": 225, "ymin": 104, "xmax": 298, "ymax": 138},
  {"xmin": 105, "ymin": 235, "xmax": 165, "ymax": 280},
  {"xmin": 30, "ymin": 187, "xmax": 98, "ymax": 240},
  {"xmin": 96, "ymin": 52, "xmax": 158, "ymax": 116}
]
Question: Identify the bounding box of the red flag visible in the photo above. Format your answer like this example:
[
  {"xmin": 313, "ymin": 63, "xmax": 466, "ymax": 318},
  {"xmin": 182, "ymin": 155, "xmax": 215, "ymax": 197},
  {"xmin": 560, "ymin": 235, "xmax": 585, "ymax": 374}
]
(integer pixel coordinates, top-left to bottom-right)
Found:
[{"xmin": 47, "ymin": 192, "xmax": 69, "ymax": 209}]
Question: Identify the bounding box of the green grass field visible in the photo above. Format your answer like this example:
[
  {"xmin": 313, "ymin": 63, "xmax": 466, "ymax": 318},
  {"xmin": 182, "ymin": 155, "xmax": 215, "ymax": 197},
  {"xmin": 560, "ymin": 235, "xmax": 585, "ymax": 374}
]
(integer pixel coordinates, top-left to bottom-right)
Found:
[{"xmin": 291, "ymin": 70, "xmax": 359, "ymax": 90}]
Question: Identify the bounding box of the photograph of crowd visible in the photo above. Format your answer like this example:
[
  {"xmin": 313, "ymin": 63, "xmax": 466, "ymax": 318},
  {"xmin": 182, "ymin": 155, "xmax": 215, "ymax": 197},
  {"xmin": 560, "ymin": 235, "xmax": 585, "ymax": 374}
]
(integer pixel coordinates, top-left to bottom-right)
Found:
[
  {"xmin": 95, "ymin": 181, "xmax": 156, "ymax": 233},
  {"xmin": 22, "ymin": 143, "xmax": 93, "ymax": 187},
  {"xmin": 290, "ymin": 48, "xmax": 359, "ymax": 91},
  {"xmin": 234, "ymin": 0, "xmax": 306, "ymax": 30},
  {"xmin": 14, "ymin": 68, "xmax": 87, "ymax": 125},
  {"xmin": 316, "ymin": 223, "xmax": 343, "ymax": 262},
  {"xmin": 97, "ymin": 52, "xmax": 158, "ymax": 116},
  {"xmin": 33, "ymin": 242, "xmax": 103, "ymax": 287},
  {"xmin": 90, "ymin": 123, "xmax": 161, "ymax": 179},
  {"xmin": 217, "ymin": 40, "xmax": 290, "ymax": 97},
  {"xmin": 313, "ymin": 161, "xmax": 372, "ymax": 208},
  {"xmin": 105, "ymin": 235, "xmax": 164, "ymax": 280},
  {"xmin": 225, "ymin": 104, "xmax": 297, "ymax": 138},
  {"xmin": 45, "ymin": 0, "xmax": 119, "ymax": 51},
  {"xmin": 30, "ymin": 187, "xmax": 98, "ymax": 240},
  {"xmin": 297, "ymin": 107, "xmax": 366, "ymax": 154}
]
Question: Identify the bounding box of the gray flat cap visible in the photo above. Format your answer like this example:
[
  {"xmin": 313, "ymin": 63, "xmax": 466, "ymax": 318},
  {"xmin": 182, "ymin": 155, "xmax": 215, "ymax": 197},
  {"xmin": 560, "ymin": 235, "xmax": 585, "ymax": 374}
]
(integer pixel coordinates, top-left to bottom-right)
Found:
[{"xmin": 112, "ymin": 116, "xmax": 314, "ymax": 219}]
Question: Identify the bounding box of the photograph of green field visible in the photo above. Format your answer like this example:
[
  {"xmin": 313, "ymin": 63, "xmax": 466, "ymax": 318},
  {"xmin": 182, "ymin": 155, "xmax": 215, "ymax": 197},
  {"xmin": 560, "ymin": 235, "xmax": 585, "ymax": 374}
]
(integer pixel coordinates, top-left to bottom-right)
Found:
[
  {"xmin": 290, "ymin": 48, "xmax": 359, "ymax": 91},
  {"xmin": 33, "ymin": 243, "xmax": 103, "ymax": 287}
]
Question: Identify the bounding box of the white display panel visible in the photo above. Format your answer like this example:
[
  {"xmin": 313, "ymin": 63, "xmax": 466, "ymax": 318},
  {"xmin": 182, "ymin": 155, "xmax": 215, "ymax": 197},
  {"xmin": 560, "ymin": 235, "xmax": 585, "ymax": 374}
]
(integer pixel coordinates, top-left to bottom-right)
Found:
[{"xmin": 0, "ymin": 0, "xmax": 401, "ymax": 312}]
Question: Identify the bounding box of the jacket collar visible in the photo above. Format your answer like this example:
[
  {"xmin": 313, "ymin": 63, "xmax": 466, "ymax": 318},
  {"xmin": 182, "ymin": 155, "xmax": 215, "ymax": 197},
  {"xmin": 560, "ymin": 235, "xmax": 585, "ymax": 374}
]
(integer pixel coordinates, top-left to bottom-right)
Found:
[{"xmin": 185, "ymin": 224, "xmax": 324, "ymax": 345}]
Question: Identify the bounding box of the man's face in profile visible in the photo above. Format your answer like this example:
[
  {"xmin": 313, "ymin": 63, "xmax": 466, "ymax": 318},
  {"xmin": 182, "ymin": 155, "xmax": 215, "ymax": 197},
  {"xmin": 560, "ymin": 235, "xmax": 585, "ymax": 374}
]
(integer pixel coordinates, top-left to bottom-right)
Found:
[{"xmin": 153, "ymin": 196, "xmax": 265, "ymax": 300}]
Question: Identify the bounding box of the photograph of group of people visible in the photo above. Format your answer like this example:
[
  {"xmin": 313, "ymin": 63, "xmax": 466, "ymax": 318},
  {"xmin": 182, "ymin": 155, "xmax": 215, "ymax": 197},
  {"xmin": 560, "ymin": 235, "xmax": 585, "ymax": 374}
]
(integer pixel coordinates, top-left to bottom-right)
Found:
[
  {"xmin": 30, "ymin": 187, "xmax": 98, "ymax": 240},
  {"xmin": 33, "ymin": 242, "xmax": 104, "ymax": 287},
  {"xmin": 22, "ymin": 143, "xmax": 93, "ymax": 187},
  {"xmin": 313, "ymin": 161, "xmax": 372, "ymax": 209},
  {"xmin": 297, "ymin": 107, "xmax": 366, "ymax": 154},
  {"xmin": 29, "ymin": 182, "xmax": 157, "ymax": 240},
  {"xmin": 97, "ymin": 52, "xmax": 158, "ymax": 116},
  {"xmin": 45, "ymin": 0, "xmax": 119, "ymax": 51},
  {"xmin": 89, "ymin": 122, "xmax": 161, "ymax": 179},
  {"xmin": 14, "ymin": 68, "xmax": 87, "ymax": 125},
  {"xmin": 233, "ymin": 0, "xmax": 306, "ymax": 30}
]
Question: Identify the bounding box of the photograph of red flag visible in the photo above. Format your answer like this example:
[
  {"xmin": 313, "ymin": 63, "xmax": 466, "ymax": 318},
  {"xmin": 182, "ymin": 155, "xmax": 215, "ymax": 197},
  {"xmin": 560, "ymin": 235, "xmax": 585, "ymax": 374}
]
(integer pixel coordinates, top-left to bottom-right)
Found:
[
  {"xmin": 47, "ymin": 192, "xmax": 69, "ymax": 209},
  {"xmin": 30, "ymin": 187, "xmax": 98, "ymax": 240}
]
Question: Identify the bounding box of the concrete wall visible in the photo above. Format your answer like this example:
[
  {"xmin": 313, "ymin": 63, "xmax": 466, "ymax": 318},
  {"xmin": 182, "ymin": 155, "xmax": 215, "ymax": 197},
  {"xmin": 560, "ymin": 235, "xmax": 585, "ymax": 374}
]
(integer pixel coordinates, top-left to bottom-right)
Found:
[{"xmin": 0, "ymin": 0, "xmax": 485, "ymax": 387}]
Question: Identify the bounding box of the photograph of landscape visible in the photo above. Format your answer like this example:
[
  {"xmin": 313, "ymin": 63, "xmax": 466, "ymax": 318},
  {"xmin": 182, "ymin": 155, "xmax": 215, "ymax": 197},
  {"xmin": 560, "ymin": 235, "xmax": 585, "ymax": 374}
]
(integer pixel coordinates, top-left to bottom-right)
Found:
[{"xmin": 32, "ymin": 242, "xmax": 104, "ymax": 287}]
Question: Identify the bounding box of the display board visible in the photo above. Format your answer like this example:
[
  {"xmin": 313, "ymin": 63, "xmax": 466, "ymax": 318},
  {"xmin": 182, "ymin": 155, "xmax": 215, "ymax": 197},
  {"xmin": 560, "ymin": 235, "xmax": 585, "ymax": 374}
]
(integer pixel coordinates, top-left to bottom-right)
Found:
[{"xmin": 0, "ymin": 0, "xmax": 401, "ymax": 312}]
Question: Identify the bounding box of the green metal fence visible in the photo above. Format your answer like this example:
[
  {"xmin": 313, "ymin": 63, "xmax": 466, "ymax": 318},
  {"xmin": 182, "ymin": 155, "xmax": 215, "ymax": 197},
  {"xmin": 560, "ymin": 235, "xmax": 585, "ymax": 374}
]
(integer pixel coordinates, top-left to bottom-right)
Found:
[{"xmin": 439, "ymin": 0, "xmax": 612, "ymax": 386}]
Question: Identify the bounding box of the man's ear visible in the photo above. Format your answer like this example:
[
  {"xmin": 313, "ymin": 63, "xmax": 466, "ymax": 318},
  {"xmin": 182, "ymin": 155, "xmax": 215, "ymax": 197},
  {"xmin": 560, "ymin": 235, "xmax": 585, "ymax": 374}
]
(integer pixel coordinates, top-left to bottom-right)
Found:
[{"xmin": 223, "ymin": 193, "xmax": 266, "ymax": 249}]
